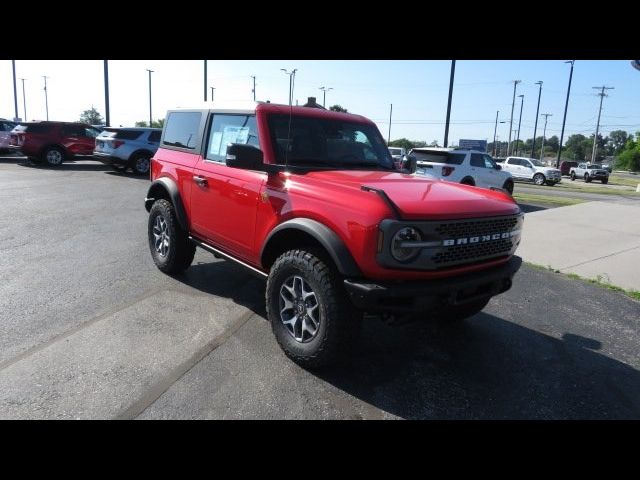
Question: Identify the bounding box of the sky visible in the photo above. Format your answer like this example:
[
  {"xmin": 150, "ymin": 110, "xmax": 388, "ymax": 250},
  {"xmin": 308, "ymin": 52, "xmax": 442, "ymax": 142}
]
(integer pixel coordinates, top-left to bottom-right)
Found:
[{"xmin": 1, "ymin": 60, "xmax": 639, "ymax": 145}]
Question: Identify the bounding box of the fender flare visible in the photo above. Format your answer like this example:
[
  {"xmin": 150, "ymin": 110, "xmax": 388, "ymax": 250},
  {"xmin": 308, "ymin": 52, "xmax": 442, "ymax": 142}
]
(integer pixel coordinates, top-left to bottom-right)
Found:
[
  {"xmin": 144, "ymin": 177, "xmax": 188, "ymax": 231},
  {"xmin": 460, "ymin": 176, "xmax": 475, "ymax": 186},
  {"xmin": 261, "ymin": 218, "xmax": 362, "ymax": 277}
]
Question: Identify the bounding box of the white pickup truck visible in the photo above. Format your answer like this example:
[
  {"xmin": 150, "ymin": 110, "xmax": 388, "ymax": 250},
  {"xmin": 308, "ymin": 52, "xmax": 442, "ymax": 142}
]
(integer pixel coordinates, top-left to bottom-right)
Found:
[
  {"xmin": 500, "ymin": 156, "xmax": 562, "ymax": 186},
  {"xmin": 569, "ymin": 163, "xmax": 609, "ymax": 184}
]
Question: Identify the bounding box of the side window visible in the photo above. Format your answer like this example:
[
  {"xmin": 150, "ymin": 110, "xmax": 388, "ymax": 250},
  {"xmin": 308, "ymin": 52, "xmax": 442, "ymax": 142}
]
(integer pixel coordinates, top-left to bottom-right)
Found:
[
  {"xmin": 483, "ymin": 155, "xmax": 497, "ymax": 169},
  {"xmin": 148, "ymin": 130, "xmax": 161, "ymax": 143},
  {"xmin": 205, "ymin": 114, "xmax": 259, "ymax": 163},
  {"xmin": 579, "ymin": 163, "xmax": 585, "ymax": 169},
  {"xmin": 62, "ymin": 125, "xmax": 85, "ymax": 137},
  {"xmin": 163, "ymin": 112, "xmax": 202, "ymax": 150},
  {"xmin": 84, "ymin": 128, "xmax": 100, "ymax": 138},
  {"xmin": 523, "ymin": 160, "xmax": 532, "ymax": 168},
  {"xmin": 470, "ymin": 154, "xmax": 485, "ymax": 168}
]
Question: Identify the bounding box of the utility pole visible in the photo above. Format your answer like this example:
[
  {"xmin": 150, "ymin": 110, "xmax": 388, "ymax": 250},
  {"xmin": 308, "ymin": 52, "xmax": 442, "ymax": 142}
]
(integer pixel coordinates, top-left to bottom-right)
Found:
[
  {"xmin": 319, "ymin": 86, "xmax": 333, "ymax": 107},
  {"xmin": 388, "ymin": 103, "xmax": 393, "ymax": 144},
  {"xmin": 516, "ymin": 94, "xmax": 524, "ymax": 155},
  {"xmin": 493, "ymin": 111, "xmax": 499, "ymax": 156},
  {"xmin": 590, "ymin": 86, "xmax": 614, "ymax": 163},
  {"xmin": 103, "ymin": 60, "xmax": 110, "ymax": 127},
  {"xmin": 12, "ymin": 61, "xmax": 18, "ymax": 121},
  {"xmin": 19, "ymin": 78, "xmax": 27, "ymax": 122},
  {"xmin": 557, "ymin": 60, "xmax": 575, "ymax": 168},
  {"xmin": 540, "ymin": 113, "xmax": 552, "ymax": 160},
  {"xmin": 42, "ymin": 76, "xmax": 50, "ymax": 121},
  {"xmin": 146, "ymin": 69, "xmax": 154, "ymax": 127},
  {"xmin": 530, "ymin": 81, "xmax": 543, "ymax": 157},
  {"xmin": 251, "ymin": 75, "xmax": 256, "ymax": 101},
  {"xmin": 443, "ymin": 60, "xmax": 456, "ymax": 148},
  {"xmin": 210, "ymin": 86, "xmax": 215, "ymax": 104},
  {"xmin": 281, "ymin": 69, "xmax": 297, "ymax": 106},
  {"xmin": 507, "ymin": 80, "xmax": 521, "ymax": 156},
  {"xmin": 204, "ymin": 60, "xmax": 207, "ymax": 102}
]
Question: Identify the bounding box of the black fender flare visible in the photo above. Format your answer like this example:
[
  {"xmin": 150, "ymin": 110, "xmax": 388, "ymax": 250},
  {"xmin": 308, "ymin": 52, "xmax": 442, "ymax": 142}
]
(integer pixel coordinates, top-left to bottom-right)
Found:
[
  {"xmin": 460, "ymin": 176, "xmax": 475, "ymax": 186},
  {"xmin": 261, "ymin": 218, "xmax": 362, "ymax": 277},
  {"xmin": 144, "ymin": 177, "xmax": 188, "ymax": 231}
]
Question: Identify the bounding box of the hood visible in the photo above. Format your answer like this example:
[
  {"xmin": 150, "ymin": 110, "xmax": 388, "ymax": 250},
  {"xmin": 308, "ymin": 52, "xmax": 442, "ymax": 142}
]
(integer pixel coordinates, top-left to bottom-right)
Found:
[
  {"xmin": 538, "ymin": 166, "xmax": 560, "ymax": 173},
  {"xmin": 300, "ymin": 170, "xmax": 520, "ymax": 220}
]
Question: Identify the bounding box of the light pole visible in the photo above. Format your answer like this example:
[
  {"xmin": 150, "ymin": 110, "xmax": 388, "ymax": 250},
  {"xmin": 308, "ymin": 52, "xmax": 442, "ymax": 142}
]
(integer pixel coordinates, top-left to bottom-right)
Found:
[
  {"xmin": 492, "ymin": 111, "xmax": 506, "ymax": 156},
  {"xmin": 104, "ymin": 60, "xmax": 110, "ymax": 127},
  {"xmin": 251, "ymin": 75, "xmax": 256, "ymax": 101},
  {"xmin": 507, "ymin": 80, "xmax": 521, "ymax": 155},
  {"xmin": 590, "ymin": 86, "xmax": 614, "ymax": 163},
  {"xmin": 146, "ymin": 69, "xmax": 154, "ymax": 127},
  {"xmin": 540, "ymin": 113, "xmax": 552, "ymax": 160},
  {"xmin": 443, "ymin": 60, "xmax": 456, "ymax": 148},
  {"xmin": 12, "ymin": 61, "xmax": 18, "ymax": 121},
  {"xmin": 19, "ymin": 78, "xmax": 27, "ymax": 122},
  {"xmin": 557, "ymin": 60, "xmax": 575, "ymax": 168},
  {"xmin": 530, "ymin": 81, "xmax": 543, "ymax": 157},
  {"xmin": 281, "ymin": 69, "xmax": 297, "ymax": 106},
  {"xmin": 388, "ymin": 103, "xmax": 393, "ymax": 144},
  {"xmin": 204, "ymin": 60, "xmax": 207, "ymax": 102},
  {"xmin": 42, "ymin": 76, "xmax": 50, "ymax": 121},
  {"xmin": 319, "ymin": 86, "xmax": 333, "ymax": 107},
  {"xmin": 210, "ymin": 86, "xmax": 215, "ymax": 104},
  {"xmin": 515, "ymin": 94, "xmax": 524, "ymax": 155}
]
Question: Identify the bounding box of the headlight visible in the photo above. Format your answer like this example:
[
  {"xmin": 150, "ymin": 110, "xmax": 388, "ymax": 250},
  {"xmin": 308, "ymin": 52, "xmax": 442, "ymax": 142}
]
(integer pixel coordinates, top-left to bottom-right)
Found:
[{"xmin": 391, "ymin": 227, "xmax": 422, "ymax": 262}]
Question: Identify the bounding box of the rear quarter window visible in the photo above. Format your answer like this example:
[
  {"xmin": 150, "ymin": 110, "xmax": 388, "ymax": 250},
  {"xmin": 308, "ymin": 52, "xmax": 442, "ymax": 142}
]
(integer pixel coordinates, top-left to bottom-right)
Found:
[
  {"xmin": 148, "ymin": 130, "xmax": 161, "ymax": 143},
  {"xmin": 113, "ymin": 130, "xmax": 143, "ymax": 140},
  {"xmin": 163, "ymin": 112, "xmax": 202, "ymax": 150}
]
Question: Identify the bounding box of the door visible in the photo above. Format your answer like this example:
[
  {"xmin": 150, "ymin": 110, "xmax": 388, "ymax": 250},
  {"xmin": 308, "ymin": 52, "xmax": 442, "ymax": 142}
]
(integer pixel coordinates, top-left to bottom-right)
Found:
[
  {"xmin": 505, "ymin": 158, "xmax": 521, "ymax": 178},
  {"xmin": 469, "ymin": 153, "xmax": 492, "ymax": 187},
  {"xmin": 190, "ymin": 113, "xmax": 265, "ymax": 262},
  {"xmin": 61, "ymin": 124, "xmax": 100, "ymax": 155},
  {"xmin": 481, "ymin": 154, "xmax": 503, "ymax": 187}
]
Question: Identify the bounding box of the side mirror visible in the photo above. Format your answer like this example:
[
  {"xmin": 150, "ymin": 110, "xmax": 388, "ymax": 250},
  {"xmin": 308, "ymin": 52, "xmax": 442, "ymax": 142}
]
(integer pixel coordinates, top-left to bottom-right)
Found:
[
  {"xmin": 226, "ymin": 143, "xmax": 263, "ymax": 170},
  {"xmin": 495, "ymin": 164, "xmax": 502, "ymax": 170},
  {"xmin": 402, "ymin": 155, "xmax": 417, "ymax": 174}
]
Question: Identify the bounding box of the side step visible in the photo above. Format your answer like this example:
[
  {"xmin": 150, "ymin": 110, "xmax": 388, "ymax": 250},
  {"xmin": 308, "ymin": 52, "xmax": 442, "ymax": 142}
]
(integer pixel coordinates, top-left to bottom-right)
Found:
[{"xmin": 188, "ymin": 236, "xmax": 268, "ymax": 278}]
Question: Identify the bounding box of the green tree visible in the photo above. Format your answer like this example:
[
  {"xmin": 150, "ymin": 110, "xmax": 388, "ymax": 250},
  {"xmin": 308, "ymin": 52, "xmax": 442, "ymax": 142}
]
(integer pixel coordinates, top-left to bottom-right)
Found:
[
  {"xmin": 545, "ymin": 135, "xmax": 559, "ymax": 152},
  {"xmin": 79, "ymin": 107, "xmax": 104, "ymax": 125},
  {"xmin": 388, "ymin": 138, "xmax": 414, "ymax": 150},
  {"xmin": 135, "ymin": 119, "xmax": 164, "ymax": 128},
  {"xmin": 563, "ymin": 134, "xmax": 587, "ymax": 160},
  {"xmin": 606, "ymin": 130, "xmax": 630, "ymax": 156},
  {"xmin": 329, "ymin": 105, "xmax": 348, "ymax": 113}
]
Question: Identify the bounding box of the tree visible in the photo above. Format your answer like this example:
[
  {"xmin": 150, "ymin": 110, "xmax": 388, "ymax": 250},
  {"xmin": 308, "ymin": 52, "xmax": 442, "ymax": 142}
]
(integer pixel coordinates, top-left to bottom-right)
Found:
[
  {"xmin": 135, "ymin": 119, "xmax": 164, "ymax": 128},
  {"xmin": 388, "ymin": 138, "xmax": 414, "ymax": 150},
  {"xmin": 545, "ymin": 135, "xmax": 559, "ymax": 153},
  {"xmin": 563, "ymin": 134, "xmax": 587, "ymax": 160},
  {"xmin": 80, "ymin": 107, "xmax": 104, "ymax": 125},
  {"xmin": 329, "ymin": 105, "xmax": 348, "ymax": 113},
  {"xmin": 607, "ymin": 130, "xmax": 630, "ymax": 156}
]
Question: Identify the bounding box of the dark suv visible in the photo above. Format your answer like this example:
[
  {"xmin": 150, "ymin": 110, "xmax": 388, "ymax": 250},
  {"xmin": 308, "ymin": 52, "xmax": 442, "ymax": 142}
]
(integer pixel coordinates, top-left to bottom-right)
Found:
[{"xmin": 9, "ymin": 121, "xmax": 101, "ymax": 166}]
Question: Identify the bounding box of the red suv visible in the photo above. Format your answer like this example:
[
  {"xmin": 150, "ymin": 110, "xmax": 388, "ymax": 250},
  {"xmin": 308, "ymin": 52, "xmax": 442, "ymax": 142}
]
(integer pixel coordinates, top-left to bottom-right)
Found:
[
  {"xmin": 145, "ymin": 103, "xmax": 523, "ymax": 367},
  {"xmin": 9, "ymin": 121, "xmax": 101, "ymax": 166}
]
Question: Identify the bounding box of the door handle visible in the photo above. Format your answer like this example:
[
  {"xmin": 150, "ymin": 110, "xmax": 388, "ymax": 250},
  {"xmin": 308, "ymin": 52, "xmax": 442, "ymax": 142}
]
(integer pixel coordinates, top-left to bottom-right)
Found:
[{"xmin": 193, "ymin": 175, "xmax": 208, "ymax": 187}]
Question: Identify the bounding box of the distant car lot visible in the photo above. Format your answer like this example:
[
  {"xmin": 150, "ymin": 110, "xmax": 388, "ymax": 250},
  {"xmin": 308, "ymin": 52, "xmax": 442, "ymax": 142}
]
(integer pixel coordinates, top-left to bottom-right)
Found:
[{"xmin": 0, "ymin": 156, "xmax": 638, "ymax": 419}]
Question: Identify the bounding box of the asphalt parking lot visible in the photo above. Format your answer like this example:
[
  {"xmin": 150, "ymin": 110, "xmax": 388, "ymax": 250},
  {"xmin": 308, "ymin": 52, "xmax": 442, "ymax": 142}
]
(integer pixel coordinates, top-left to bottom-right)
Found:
[{"xmin": 0, "ymin": 156, "xmax": 638, "ymax": 419}]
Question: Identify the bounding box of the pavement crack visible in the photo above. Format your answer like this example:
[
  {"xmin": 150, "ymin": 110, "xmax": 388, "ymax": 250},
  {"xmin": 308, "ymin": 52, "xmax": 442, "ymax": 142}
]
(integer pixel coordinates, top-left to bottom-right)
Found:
[{"xmin": 560, "ymin": 245, "xmax": 640, "ymax": 270}]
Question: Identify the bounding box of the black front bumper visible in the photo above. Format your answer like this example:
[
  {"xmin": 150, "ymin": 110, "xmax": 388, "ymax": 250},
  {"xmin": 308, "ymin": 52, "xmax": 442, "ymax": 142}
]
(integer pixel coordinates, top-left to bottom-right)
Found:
[{"xmin": 344, "ymin": 256, "xmax": 522, "ymax": 313}]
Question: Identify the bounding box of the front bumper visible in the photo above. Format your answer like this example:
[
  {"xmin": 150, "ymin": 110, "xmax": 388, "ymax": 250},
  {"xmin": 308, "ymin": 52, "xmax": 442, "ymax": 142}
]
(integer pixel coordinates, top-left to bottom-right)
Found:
[
  {"xmin": 344, "ymin": 255, "xmax": 522, "ymax": 313},
  {"xmin": 93, "ymin": 152, "xmax": 128, "ymax": 166}
]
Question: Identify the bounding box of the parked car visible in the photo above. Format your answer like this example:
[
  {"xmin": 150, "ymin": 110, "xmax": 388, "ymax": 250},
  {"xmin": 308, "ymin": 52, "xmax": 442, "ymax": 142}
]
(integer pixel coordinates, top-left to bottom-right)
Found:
[
  {"xmin": 560, "ymin": 160, "xmax": 578, "ymax": 176},
  {"xmin": 388, "ymin": 147, "xmax": 407, "ymax": 163},
  {"xmin": 0, "ymin": 119, "xmax": 17, "ymax": 153},
  {"xmin": 570, "ymin": 163, "xmax": 609, "ymax": 183},
  {"xmin": 144, "ymin": 103, "xmax": 523, "ymax": 367},
  {"xmin": 8, "ymin": 121, "xmax": 101, "ymax": 166},
  {"xmin": 93, "ymin": 127, "xmax": 161, "ymax": 175},
  {"xmin": 409, "ymin": 147, "xmax": 514, "ymax": 194},
  {"xmin": 501, "ymin": 156, "xmax": 562, "ymax": 186}
]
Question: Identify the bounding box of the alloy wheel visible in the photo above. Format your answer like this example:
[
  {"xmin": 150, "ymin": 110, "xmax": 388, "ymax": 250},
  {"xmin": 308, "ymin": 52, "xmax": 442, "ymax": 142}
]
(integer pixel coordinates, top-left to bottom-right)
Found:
[{"xmin": 279, "ymin": 275, "xmax": 320, "ymax": 343}]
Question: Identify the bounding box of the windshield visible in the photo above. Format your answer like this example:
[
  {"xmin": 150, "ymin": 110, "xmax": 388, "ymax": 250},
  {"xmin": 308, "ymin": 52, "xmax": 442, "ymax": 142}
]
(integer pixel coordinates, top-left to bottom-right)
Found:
[
  {"xmin": 268, "ymin": 114, "xmax": 394, "ymax": 170},
  {"xmin": 530, "ymin": 159, "xmax": 545, "ymax": 167}
]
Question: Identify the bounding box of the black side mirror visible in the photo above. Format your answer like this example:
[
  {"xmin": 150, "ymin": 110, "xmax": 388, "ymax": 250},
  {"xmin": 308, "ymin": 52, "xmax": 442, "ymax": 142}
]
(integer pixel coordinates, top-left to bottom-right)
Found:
[
  {"xmin": 226, "ymin": 143, "xmax": 263, "ymax": 170},
  {"xmin": 495, "ymin": 164, "xmax": 502, "ymax": 170},
  {"xmin": 402, "ymin": 155, "xmax": 417, "ymax": 174}
]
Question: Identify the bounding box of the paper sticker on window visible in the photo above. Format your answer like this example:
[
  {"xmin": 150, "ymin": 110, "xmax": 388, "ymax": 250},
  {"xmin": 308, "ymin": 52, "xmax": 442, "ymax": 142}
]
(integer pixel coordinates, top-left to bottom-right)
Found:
[{"xmin": 209, "ymin": 131, "xmax": 223, "ymax": 156}]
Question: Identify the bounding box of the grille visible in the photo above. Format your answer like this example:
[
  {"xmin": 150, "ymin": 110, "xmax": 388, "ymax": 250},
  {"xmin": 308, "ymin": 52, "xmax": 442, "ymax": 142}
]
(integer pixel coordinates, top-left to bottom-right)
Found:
[
  {"xmin": 434, "ymin": 217, "xmax": 519, "ymax": 239},
  {"xmin": 432, "ymin": 239, "xmax": 513, "ymax": 265}
]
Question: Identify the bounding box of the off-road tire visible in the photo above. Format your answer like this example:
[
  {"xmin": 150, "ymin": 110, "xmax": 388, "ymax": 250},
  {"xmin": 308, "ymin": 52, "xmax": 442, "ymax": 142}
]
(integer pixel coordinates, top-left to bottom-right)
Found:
[
  {"xmin": 148, "ymin": 199, "xmax": 195, "ymax": 274},
  {"xmin": 266, "ymin": 249, "xmax": 361, "ymax": 369}
]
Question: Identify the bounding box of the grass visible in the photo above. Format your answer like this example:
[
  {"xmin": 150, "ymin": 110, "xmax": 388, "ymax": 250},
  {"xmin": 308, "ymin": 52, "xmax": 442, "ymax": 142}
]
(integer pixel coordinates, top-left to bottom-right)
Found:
[
  {"xmin": 609, "ymin": 174, "xmax": 640, "ymax": 188},
  {"xmin": 536, "ymin": 182, "xmax": 640, "ymax": 196},
  {"xmin": 513, "ymin": 192, "xmax": 585, "ymax": 206},
  {"xmin": 525, "ymin": 262, "xmax": 640, "ymax": 302}
]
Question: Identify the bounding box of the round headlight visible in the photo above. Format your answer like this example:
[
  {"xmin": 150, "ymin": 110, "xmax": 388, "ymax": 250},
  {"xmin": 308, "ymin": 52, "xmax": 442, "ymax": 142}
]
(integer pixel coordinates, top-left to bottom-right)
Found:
[{"xmin": 391, "ymin": 227, "xmax": 422, "ymax": 262}]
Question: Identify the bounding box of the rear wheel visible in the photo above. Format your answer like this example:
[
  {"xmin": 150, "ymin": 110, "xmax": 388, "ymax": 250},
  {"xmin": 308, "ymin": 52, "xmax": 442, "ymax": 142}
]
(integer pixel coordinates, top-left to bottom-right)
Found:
[
  {"xmin": 42, "ymin": 146, "xmax": 65, "ymax": 167},
  {"xmin": 130, "ymin": 152, "xmax": 151, "ymax": 175},
  {"xmin": 533, "ymin": 173, "xmax": 545, "ymax": 186},
  {"xmin": 148, "ymin": 199, "xmax": 195, "ymax": 274},
  {"xmin": 503, "ymin": 179, "xmax": 514, "ymax": 195}
]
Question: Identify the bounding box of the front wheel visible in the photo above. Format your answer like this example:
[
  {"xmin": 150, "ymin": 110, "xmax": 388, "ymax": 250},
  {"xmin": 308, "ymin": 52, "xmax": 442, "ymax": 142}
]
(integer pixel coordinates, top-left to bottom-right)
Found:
[
  {"xmin": 148, "ymin": 199, "xmax": 195, "ymax": 274},
  {"xmin": 503, "ymin": 179, "xmax": 514, "ymax": 195},
  {"xmin": 42, "ymin": 146, "xmax": 65, "ymax": 166},
  {"xmin": 570, "ymin": 172, "xmax": 576, "ymax": 181},
  {"xmin": 533, "ymin": 173, "xmax": 545, "ymax": 186},
  {"xmin": 266, "ymin": 249, "xmax": 361, "ymax": 369},
  {"xmin": 584, "ymin": 173, "xmax": 592, "ymax": 183},
  {"xmin": 601, "ymin": 178, "xmax": 608, "ymax": 184}
]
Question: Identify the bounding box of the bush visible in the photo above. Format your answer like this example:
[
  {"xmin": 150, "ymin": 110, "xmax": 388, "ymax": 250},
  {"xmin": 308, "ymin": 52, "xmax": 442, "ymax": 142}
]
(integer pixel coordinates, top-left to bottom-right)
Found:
[{"xmin": 617, "ymin": 147, "xmax": 640, "ymax": 172}]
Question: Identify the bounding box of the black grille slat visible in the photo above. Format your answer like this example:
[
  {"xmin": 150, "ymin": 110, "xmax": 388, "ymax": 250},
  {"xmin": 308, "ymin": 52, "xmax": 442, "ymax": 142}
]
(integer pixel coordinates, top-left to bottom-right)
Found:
[
  {"xmin": 434, "ymin": 217, "xmax": 518, "ymax": 238},
  {"xmin": 432, "ymin": 239, "xmax": 513, "ymax": 264}
]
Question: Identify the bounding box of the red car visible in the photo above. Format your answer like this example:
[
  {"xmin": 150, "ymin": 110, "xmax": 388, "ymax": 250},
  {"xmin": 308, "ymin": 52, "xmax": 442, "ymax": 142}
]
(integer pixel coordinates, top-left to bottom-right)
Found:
[
  {"xmin": 9, "ymin": 121, "xmax": 101, "ymax": 166},
  {"xmin": 145, "ymin": 102, "xmax": 523, "ymax": 367},
  {"xmin": 560, "ymin": 160, "xmax": 578, "ymax": 176}
]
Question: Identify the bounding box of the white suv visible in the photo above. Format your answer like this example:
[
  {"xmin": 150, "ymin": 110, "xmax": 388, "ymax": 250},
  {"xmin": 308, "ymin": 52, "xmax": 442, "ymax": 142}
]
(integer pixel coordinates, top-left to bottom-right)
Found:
[
  {"xmin": 501, "ymin": 156, "xmax": 561, "ymax": 186},
  {"xmin": 409, "ymin": 147, "xmax": 514, "ymax": 194}
]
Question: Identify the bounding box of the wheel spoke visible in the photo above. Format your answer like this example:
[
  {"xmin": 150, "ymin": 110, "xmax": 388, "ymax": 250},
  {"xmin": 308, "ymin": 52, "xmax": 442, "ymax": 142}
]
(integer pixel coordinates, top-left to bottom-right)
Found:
[{"xmin": 278, "ymin": 274, "xmax": 321, "ymax": 344}]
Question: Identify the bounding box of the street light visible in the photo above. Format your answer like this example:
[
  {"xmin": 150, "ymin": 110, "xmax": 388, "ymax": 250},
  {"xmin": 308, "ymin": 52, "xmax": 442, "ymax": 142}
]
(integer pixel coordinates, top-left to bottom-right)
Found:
[
  {"xmin": 492, "ymin": 110, "xmax": 507, "ymax": 156},
  {"xmin": 507, "ymin": 80, "xmax": 521, "ymax": 155},
  {"xmin": 42, "ymin": 76, "xmax": 50, "ymax": 121},
  {"xmin": 540, "ymin": 113, "xmax": 552, "ymax": 160},
  {"xmin": 146, "ymin": 69, "xmax": 154, "ymax": 127},
  {"xmin": 319, "ymin": 86, "xmax": 333, "ymax": 107},
  {"xmin": 556, "ymin": 60, "xmax": 575, "ymax": 168},
  {"xmin": 515, "ymin": 94, "xmax": 524, "ymax": 156},
  {"xmin": 281, "ymin": 68, "xmax": 298, "ymax": 106},
  {"xmin": 530, "ymin": 81, "xmax": 543, "ymax": 157},
  {"xmin": 19, "ymin": 78, "xmax": 27, "ymax": 122}
]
